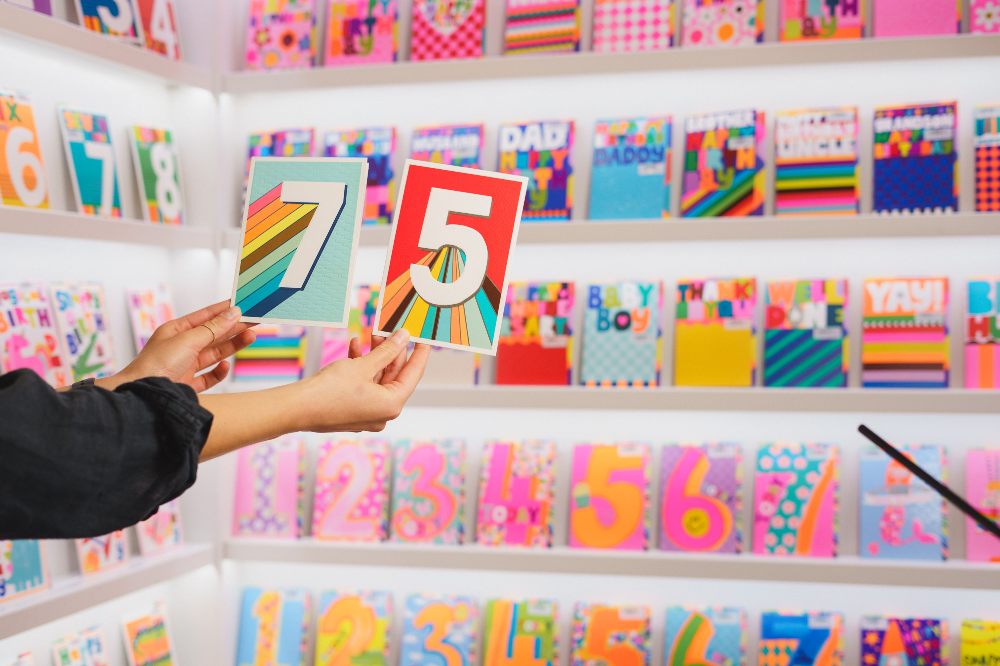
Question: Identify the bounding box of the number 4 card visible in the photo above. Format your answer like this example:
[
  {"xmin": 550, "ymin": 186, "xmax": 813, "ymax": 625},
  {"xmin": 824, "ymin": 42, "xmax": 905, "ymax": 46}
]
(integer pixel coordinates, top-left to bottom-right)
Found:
[
  {"xmin": 373, "ymin": 159, "xmax": 528, "ymax": 354},
  {"xmin": 231, "ymin": 157, "xmax": 367, "ymax": 326}
]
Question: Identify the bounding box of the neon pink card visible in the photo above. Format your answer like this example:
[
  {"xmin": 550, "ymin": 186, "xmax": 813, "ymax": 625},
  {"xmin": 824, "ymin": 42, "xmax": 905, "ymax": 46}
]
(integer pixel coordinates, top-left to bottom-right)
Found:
[
  {"xmin": 312, "ymin": 439, "xmax": 391, "ymax": 541},
  {"xmin": 568, "ymin": 443, "xmax": 651, "ymax": 550},
  {"xmin": 477, "ymin": 440, "xmax": 556, "ymax": 547},
  {"xmin": 660, "ymin": 443, "xmax": 742, "ymax": 554},
  {"xmin": 966, "ymin": 448, "xmax": 1000, "ymax": 562},
  {"xmin": 873, "ymin": 0, "xmax": 959, "ymax": 37},
  {"xmin": 391, "ymin": 439, "xmax": 465, "ymax": 544},
  {"xmin": 232, "ymin": 438, "xmax": 305, "ymax": 539}
]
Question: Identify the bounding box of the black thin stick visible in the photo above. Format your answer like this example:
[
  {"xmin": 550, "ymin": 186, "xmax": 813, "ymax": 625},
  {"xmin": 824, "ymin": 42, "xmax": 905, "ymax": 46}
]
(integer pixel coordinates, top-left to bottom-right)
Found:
[{"xmin": 858, "ymin": 424, "xmax": 1000, "ymax": 542}]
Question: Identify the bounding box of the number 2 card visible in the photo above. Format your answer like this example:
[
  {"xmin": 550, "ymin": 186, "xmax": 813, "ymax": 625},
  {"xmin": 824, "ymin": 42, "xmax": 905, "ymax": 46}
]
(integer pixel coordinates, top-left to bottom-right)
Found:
[
  {"xmin": 374, "ymin": 159, "xmax": 528, "ymax": 355},
  {"xmin": 231, "ymin": 157, "xmax": 367, "ymax": 326}
]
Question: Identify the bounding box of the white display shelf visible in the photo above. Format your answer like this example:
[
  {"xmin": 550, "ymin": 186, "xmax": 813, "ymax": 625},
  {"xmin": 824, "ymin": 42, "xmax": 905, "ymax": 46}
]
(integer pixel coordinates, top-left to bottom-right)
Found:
[
  {"xmin": 0, "ymin": 3, "xmax": 213, "ymax": 89},
  {"xmin": 222, "ymin": 34, "xmax": 1000, "ymax": 93},
  {"xmin": 224, "ymin": 540, "xmax": 1000, "ymax": 591},
  {"xmin": 0, "ymin": 543, "xmax": 215, "ymax": 640},
  {"xmin": 0, "ymin": 207, "xmax": 217, "ymax": 249}
]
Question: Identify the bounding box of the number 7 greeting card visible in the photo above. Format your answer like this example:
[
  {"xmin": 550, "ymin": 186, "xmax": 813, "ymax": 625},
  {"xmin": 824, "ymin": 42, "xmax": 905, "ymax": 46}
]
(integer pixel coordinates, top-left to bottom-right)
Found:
[
  {"xmin": 59, "ymin": 108, "xmax": 123, "ymax": 218},
  {"xmin": 0, "ymin": 91, "xmax": 49, "ymax": 209},
  {"xmin": 373, "ymin": 160, "xmax": 528, "ymax": 354},
  {"xmin": 232, "ymin": 157, "xmax": 367, "ymax": 326}
]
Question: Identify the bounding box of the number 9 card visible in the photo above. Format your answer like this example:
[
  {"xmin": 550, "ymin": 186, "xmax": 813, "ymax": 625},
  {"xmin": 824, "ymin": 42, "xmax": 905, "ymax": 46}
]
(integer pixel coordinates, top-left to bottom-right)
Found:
[{"xmin": 374, "ymin": 160, "xmax": 528, "ymax": 354}]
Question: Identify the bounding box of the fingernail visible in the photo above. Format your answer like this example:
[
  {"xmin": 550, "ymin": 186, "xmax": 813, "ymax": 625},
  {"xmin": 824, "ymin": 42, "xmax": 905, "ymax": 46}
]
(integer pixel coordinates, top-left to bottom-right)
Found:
[
  {"xmin": 224, "ymin": 306, "xmax": 241, "ymax": 320},
  {"xmin": 391, "ymin": 329, "xmax": 410, "ymax": 346}
]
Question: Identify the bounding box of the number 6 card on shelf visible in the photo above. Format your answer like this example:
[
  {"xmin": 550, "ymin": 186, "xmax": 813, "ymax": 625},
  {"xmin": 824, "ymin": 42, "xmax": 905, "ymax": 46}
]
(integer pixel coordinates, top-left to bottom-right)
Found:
[
  {"xmin": 374, "ymin": 160, "xmax": 528, "ymax": 354},
  {"xmin": 231, "ymin": 157, "xmax": 368, "ymax": 326}
]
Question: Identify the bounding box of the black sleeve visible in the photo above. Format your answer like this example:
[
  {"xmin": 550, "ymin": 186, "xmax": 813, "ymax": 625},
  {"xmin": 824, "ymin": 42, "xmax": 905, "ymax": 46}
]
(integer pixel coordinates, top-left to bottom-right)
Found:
[{"xmin": 0, "ymin": 369, "xmax": 213, "ymax": 540}]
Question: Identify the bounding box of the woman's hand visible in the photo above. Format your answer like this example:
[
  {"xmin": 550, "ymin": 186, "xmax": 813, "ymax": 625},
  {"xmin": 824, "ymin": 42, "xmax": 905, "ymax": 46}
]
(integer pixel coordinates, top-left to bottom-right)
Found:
[{"xmin": 98, "ymin": 300, "xmax": 256, "ymax": 392}]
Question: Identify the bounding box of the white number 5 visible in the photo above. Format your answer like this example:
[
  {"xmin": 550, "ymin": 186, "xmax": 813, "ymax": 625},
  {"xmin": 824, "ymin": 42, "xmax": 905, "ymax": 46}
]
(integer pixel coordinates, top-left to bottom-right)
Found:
[{"xmin": 411, "ymin": 187, "xmax": 490, "ymax": 307}]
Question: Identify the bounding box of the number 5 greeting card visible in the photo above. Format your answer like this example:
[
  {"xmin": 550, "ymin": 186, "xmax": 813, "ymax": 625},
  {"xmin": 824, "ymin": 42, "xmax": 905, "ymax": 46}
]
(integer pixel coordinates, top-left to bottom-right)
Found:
[
  {"xmin": 231, "ymin": 157, "xmax": 367, "ymax": 326},
  {"xmin": 374, "ymin": 160, "xmax": 528, "ymax": 354}
]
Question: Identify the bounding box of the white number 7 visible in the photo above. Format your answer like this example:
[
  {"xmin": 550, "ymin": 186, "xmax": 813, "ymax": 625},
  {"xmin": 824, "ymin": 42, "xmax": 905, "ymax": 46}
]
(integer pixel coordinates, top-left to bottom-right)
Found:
[
  {"xmin": 278, "ymin": 181, "xmax": 347, "ymax": 290},
  {"xmin": 83, "ymin": 141, "xmax": 116, "ymax": 217},
  {"xmin": 410, "ymin": 187, "xmax": 491, "ymax": 307}
]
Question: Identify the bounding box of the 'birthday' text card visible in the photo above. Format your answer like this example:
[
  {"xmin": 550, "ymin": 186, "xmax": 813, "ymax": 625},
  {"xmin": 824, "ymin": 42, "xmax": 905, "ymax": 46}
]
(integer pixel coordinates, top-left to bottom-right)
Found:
[
  {"xmin": 50, "ymin": 282, "xmax": 115, "ymax": 381},
  {"xmin": 497, "ymin": 281, "xmax": 575, "ymax": 385},
  {"xmin": 498, "ymin": 120, "xmax": 573, "ymax": 221},
  {"xmin": 410, "ymin": 124, "xmax": 484, "ymax": 168},
  {"xmin": 681, "ymin": 109, "xmax": 765, "ymax": 217},
  {"xmin": 589, "ymin": 117, "xmax": 671, "ymax": 220},
  {"xmin": 0, "ymin": 284, "xmax": 69, "ymax": 387}
]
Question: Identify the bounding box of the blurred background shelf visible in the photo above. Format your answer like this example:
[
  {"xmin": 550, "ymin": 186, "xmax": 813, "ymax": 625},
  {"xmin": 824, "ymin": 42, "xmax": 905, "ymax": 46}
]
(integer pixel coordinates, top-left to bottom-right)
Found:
[{"xmin": 0, "ymin": 207, "xmax": 217, "ymax": 249}]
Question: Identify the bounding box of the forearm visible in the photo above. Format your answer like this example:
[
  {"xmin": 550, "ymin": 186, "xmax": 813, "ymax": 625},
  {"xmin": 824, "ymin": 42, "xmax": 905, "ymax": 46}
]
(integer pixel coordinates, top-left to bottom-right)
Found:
[{"xmin": 197, "ymin": 383, "xmax": 306, "ymax": 462}]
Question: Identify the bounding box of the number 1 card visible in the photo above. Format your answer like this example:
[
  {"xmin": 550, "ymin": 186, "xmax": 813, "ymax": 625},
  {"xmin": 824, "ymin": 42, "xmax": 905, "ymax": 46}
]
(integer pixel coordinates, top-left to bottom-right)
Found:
[
  {"xmin": 373, "ymin": 159, "xmax": 528, "ymax": 354},
  {"xmin": 231, "ymin": 157, "xmax": 367, "ymax": 326}
]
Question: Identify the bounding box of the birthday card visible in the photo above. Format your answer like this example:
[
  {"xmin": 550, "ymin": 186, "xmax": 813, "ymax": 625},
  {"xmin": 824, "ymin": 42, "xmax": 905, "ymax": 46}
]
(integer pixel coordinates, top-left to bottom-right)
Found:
[
  {"xmin": 764, "ymin": 279, "xmax": 848, "ymax": 388},
  {"xmin": 411, "ymin": 0, "xmax": 485, "ymax": 60},
  {"xmin": 781, "ymin": 0, "xmax": 863, "ymax": 41},
  {"xmin": 682, "ymin": 0, "xmax": 762, "ymax": 47},
  {"xmin": 860, "ymin": 444, "xmax": 947, "ymax": 561},
  {"xmin": 324, "ymin": 127, "xmax": 396, "ymax": 225},
  {"xmin": 320, "ymin": 284, "xmax": 379, "ymax": 364},
  {"xmin": 391, "ymin": 439, "xmax": 465, "ymax": 544},
  {"xmin": 665, "ymin": 606, "xmax": 746, "ymax": 665},
  {"xmin": 75, "ymin": 531, "xmax": 128, "ymax": 575},
  {"xmin": 873, "ymin": 0, "xmax": 958, "ymax": 37},
  {"xmin": 483, "ymin": 599, "xmax": 559, "ymax": 666},
  {"xmin": 592, "ymin": 0, "xmax": 673, "ymax": 52},
  {"xmin": 246, "ymin": 0, "xmax": 316, "ymax": 70},
  {"xmin": 569, "ymin": 443, "xmax": 651, "ymax": 550},
  {"xmin": 136, "ymin": 499, "xmax": 183, "ymax": 557},
  {"xmin": 122, "ymin": 603, "xmax": 176, "ymax": 666},
  {"xmin": 966, "ymin": 448, "xmax": 1000, "ymax": 562},
  {"xmin": 859, "ymin": 617, "xmax": 946, "ymax": 665},
  {"xmin": 967, "ymin": 278, "xmax": 1000, "ymax": 389},
  {"xmin": 589, "ymin": 117, "xmax": 671, "ymax": 220},
  {"xmin": 315, "ymin": 590, "xmax": 392, "ymax": 664},
  {"xmin": 232, "ymin": 438, "xmax": 306, "ymax": 539},
  {"xmin": 129, "ymin": 126, "xmax": 183, "ymax": 225},
  {"xmin": 75, "ymin": 0, "xmax": 143, "ymax": 42},
  {"xmin": 312, "ymin": 439, "xmax": 391, "ymax": 542},
  {"xmin": 498, "ymin": 120, "xmax": 574, "ymax": 221},
  {"xmin": 861, "ymin": 277, "xmax": 949, "ymax": 388},
  {"xmin": 125, "ymin": 285, "xmax": 174, "ymax": 352},
  {"xmin": 674, "ymin": 277, "xmax": 756, "ymax": 387},
  {"xmin": 873, "ymin": 102, "xmax": 958, "ymax": 215},
  {"xmin": 235, "ymin": 588, "xmax": 310, "ymax": 666},
  {"xmin": 753, "ymin": 442, "xmax": 839, "ymax": 558},
  {"xmin": 411, "ymin": 124, "xmax": 484, "ymax": 168},
  {"xmin": 496, "ymin": 281, "xmax": 575, "ymax": 385},
  {"xmin": 570, "ymin": 604, "xmax": 651, "ymax": 665},
  {"xmin": 478, "ymin": 440, "xmax": 556, "ymax": 547},
  {"xmin": 660, "ymin": 443, "xmax": 742, "ymax": 554},
  {"xmin": 401, "ymin": 594, "xmax": 478, "ymax": 665},
  {"xmin": 0, "ymin": 540, "xmax": 48, "ymax": 603},
  {"xmin": 0, "ymin": 91, "xmax": 48, "ymax": 209},
  {"xmin": 0, "ymin": 283, "xmax": 70, "ymax": 388},
  {"xmin": 961, "ymin": 620, "xmax": 1000, "ymax": 663},
  {"xmin": 59, "ymin": 108, "xmax": 122, "ymax": 218},
  {"xmin": 50, "ymin": 282, "xmax": 116, "ymax": 381},
  {"xmin": 324, "ymin": 0, "xmax": 398, "ymax": 65},
  {"xmin": 681, "ymin": 109, "xmax": 765, "ymax": 217},
  {"xmin": 759, "ymin": 611, "xmax": 844, "ymax": 665},
  {"xmin": 975, "ymin": 105, "xmax": 1000, "ymax": 212},
  {"xmin": 233, "ymin": 324, "xmax": 307, "ymax": 382},
  {"xmin": 52, "ymin": 627, "xmax": 110, "ymax": 666},
  {"xmin": 580, "ymin": 281, "xmax": 662, "ymax": 387},
  {"xmin": 504, "ymin": 0, "xmax": 580, "ymax": 54},
  {"xmin": 135, "ymin": 0, "xmax": 181, "ymax": 59},
  {"xmin": 774, "ymin": 108, "xmax": 859, "ymax": 216},
  {"xmin": 247, "ymin": 128, "xmax": 315, "ymax": 177}
]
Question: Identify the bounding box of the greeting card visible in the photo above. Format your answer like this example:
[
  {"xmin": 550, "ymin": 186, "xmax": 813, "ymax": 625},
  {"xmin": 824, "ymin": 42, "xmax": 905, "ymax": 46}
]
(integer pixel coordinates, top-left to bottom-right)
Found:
[
  {"xmin": 75, "ymin": 531, "xmax": 128, "ymax": 574},
  {"xmin": 0, "ymin": 540, "xmax": 48, "ymax": 603},
  {"xmin": 569, "ymin": 443, "xmax": 651, "ymax": 550},
  {"xmin": 498, "ymin": 120, "xmax": 573, "ymax": 221},
  {"xmin": 593, "ymin": 0, "xmax": 673, "ymax": 52},
  {"xmin": 135, "ymin": 0, "xmax": 181, "ymax": 58},
  {"xmin": 781, "ymin": 0, "xmax": 863, "ymax": 40},
  {"xmin": 589, "ymin": 117, "xmax": 671, "ymax": 220},
  {"xmin": 861, "ymin": 277, "xmax": 949, "ymax": 388},
  {"xmin": 0, "ymin": 91, "xmax": 48, "ymax": 208},
  {"xmin": 246, "ymin": 0, "xmax": 316, "ymax": 70},
  {"xmin": 58, "ymin": 108, "xmax": 122, "ymax": 218},
  {"xmin": 966, "ymin": 449, "xmax": 1000, "ymax": 562},
  {"xmin": 660, "ymin": 443, "xmax": 742, "ymax": 554},
  {"xmin": 411, "ymin": 0, "xmax": 486, "ymax": 60},
  {"xmin": 860, "ymin": 617, "xmax": 946, "ymax": 665},
  {"xmin": 125, "ymin": 285, "xmax": 174, "ymax": 352},
  {"xmin": 0, "ymin": 283, "xmax": 70, "ymax": 387},
  {"xmin": 411, "ymin": 124, "xmax": 484, "ymax": 168},
  {"xmin": 75, "ymin": 0, "xmax": 143, "ymax": 42},
  {"xmin": 580, "ymin": 281, "xmax": 662, "ymax": 387},
  {"xmin": 764, "ymin": 279, "xmax": 849, "ymax": 388},
  {"xmin": 753, "ymin": 442, "xmax": 838, "ymax": 558},
  {"xmin": 401, "ymin": 594, "xmax": 478, "ymax": 665},
  {"xmin": 247, "ymin": 128, "xmax": 315, "ymax": 178},
  {"xmin": 233, "ymin": 325, "xmax": 307, "ymax": 382},
  {"xmin": 324, "ymin": 0, "xmax": 398, "ymax": 65},
  {"xmin": 873, "ymin": 102, "xmax": 958, "ymax": 214},
  {"xmin": 681, "ymin": 109, "xmax": 765, "ymax": 217},
  {"xmin": 50, "ymin": 282, "xmax": 115, "ymax": 381},
  {"xmin": 320, "ymin": 284, "xmax": 379, "ymax": 364},
  {"xmin": 52, "ymin": 627, "xmax": 110, "ymax": 666},
  {"xmin": 233, "ymin": 157, "xmax": 367, "ymax": 324},
  {"xmin": 665, "ymin": 607, "xmax": 746, "ymax": 665},
  {"xmin": 972, "ymin": 0, "xmax": 1000, "ymax": 31},
  {"xmin": 129, "ymin": 126, "xmax": 183, "ymax": 225},
  {"xmin": 967, "ymin": 279, "xmax": 1000, "ymax": 389},
  {"xmin": 860, "ymin": 444, "xmax": 947, "ymax": 561},
  {"xmin": 477, "ymin": 440, "xmax": 556, "ymax": 547},
  {"xmin": 682, "ymin": 0, "xmax": 762, "ymax": 47},
  {"xmin": 975, "ymin": 105, "xmax": 1000, "ymax": 211},
  {"xmin": 312, "ymin": 439, "xmax": 391, "ymax": 541},
  {"xmin": 570, "ymin": 604, "xmax": 650, "ymax": 665},
  {"xmin": 235, "ymin": 588, "xmax": 310, "ymax": 666},
  {"xmin": 496, "ymin": 281, "xmax": 574, "ymax": 385},
  {"xmin": 315, "ymin": 590, "xmax": 392, "ymax": 664},
  {"xmin": 873, "ymin": 0, "xmax": 959, "ymax": 37},
  {"xmin": 759, "ymin": 611, "xmax": 844, "ymax": 665},
  {"xmin": 774, "ymin": 107, "xmax": 859, "ymax": 216},
  {"xmin": 324, "ymin": 127, "xmax": 395, "ymax": 225},
  {"xmin": 136, "ymin": 499, "xmax": 182, "ymax": 556},
  {"xmin": 122, "ymin": 603, "xmax": 175, "ymax": 666},
  {"xmin": 391, "ymin": 439, "xmax": 465, "ymax": 544},
  {"xmin": 232, "ymin": 438, "xmax": 306, "ymax": 539},
  {"xmin": 674, "ymin": 277, "xmax": 756, "ymax": 387},
  {"xmin": 961, "ymin": 620, "xmax": 1000, "ymax": 664},
  {"xmin": 504, "ymin": 0, "xmax": 580, "ymax": 54},
  {"xmin": 483, "ymin": 599, "xmax": 558, "ymax": 666}
]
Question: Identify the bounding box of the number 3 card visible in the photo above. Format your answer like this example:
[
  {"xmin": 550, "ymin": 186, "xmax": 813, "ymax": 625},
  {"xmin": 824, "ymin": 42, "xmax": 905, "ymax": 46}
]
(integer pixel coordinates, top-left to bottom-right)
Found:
[
  {"xmin": 232, "ymin": 157, "xmax": 367, "ymax": 326},
  {"xmin": 374, "ymin": 160, "xmax": 528, "ymax": 354}
]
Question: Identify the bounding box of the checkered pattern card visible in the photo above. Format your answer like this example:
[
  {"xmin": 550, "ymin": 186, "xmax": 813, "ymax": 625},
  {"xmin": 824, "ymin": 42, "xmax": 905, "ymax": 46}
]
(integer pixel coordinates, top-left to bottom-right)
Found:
[
  {"xmin": 411, "ymin": 0, "xmax": 486, "ymax": 60},
  {"xmin": 975, "ymin": 105, "xmax": 1000, "ymax": 212},
  {"xmin": 593, "ymin": 0, "xmax": 673, "ymax": 52},
  {"xmin": 580, "ymin": 281, "xmax": 663, "ymax": 387}
]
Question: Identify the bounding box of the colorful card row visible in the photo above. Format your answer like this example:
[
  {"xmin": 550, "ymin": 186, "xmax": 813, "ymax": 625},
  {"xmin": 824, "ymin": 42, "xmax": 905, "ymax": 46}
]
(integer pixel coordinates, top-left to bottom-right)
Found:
[{"xmin": 231, "ymin": 438, "xmax": 1000, "ymax": 563}]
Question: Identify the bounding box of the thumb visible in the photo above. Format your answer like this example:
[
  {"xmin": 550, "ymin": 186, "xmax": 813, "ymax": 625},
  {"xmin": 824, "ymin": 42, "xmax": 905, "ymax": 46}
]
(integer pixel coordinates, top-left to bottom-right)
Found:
[
  {"xmin": 362, "ymin": 329, "xmax": 410, "ymax": 374},
  {"xmin": 184, "ymin": 305, "xmax": 242, "ymax": 349}
]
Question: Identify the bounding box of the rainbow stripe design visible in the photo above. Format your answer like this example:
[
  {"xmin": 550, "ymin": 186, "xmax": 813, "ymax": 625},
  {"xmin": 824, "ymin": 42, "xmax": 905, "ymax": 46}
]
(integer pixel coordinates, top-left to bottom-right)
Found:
[
  {"xmin": 504, "ymin": 0, "xmax": 581, "ymax": 54},
  {"xmin": 681, "ymin": 109, "xmax": 765, "ymax": 218},
  {"xmin": 775, "ymin": 108, "xmax": 859, "ymax": 216},
  {"xmin": 234, "ymin": 325, "xmax": 307, "ymax": 382},
  {"xmin": 966, "ymin": 278, "xmax": 1000, "ymax": 389}
]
